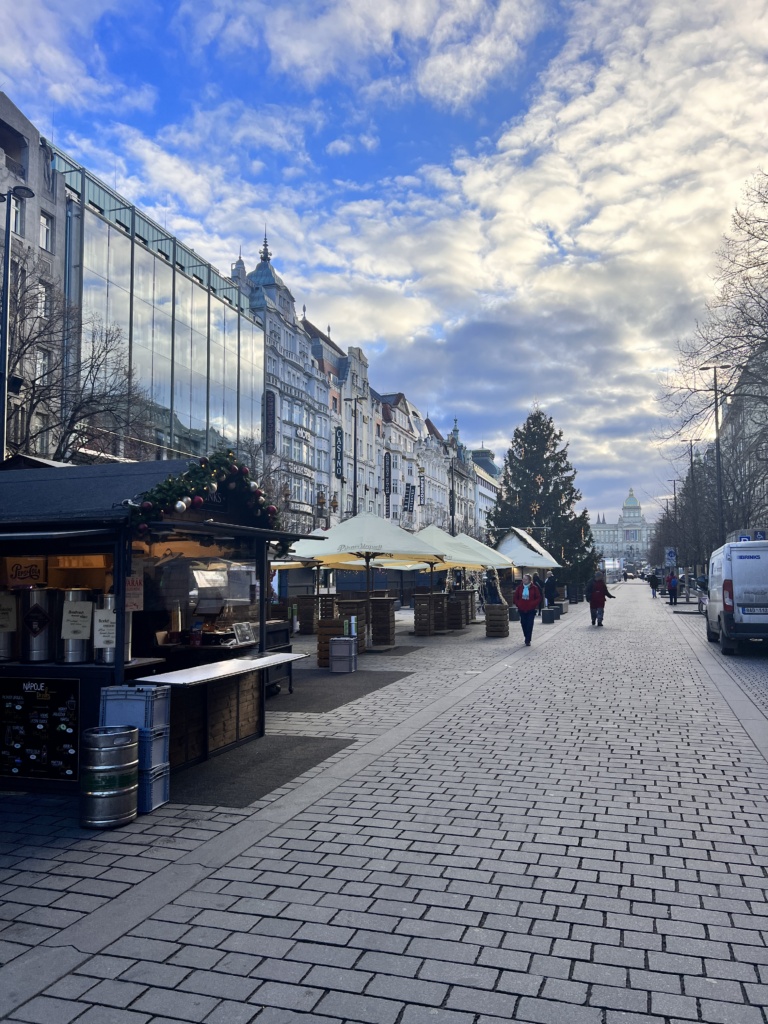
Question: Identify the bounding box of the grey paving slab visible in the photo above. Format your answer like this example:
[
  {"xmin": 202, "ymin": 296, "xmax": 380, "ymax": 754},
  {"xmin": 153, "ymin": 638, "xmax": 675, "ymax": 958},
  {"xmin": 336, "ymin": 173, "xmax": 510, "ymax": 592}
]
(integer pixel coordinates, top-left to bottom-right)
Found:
[{"xmin": 3, "ymin": 591, "xmax": 768, "ymax": 1023}]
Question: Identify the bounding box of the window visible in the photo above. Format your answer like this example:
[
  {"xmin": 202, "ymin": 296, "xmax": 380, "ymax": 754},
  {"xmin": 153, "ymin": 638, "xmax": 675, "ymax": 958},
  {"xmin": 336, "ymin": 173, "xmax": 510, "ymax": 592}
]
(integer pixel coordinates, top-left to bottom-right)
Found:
[
  {"xmin": 37, "ymin": 283, "xmax": 53, "ymax": 320},
  {"xmin": 11, "ymin": 196, "xmax": 22, "ymax": 235},
  {"xmin": 40, "ymin": 212, "xmax": 53, "ymax": 251},
  {"xmin": 35, "ymin": 413, "xmax": 51, "ymax": 455},
  {"xmin": 35, "ymin": 348, "xmax": 53, "ymax": 384}
]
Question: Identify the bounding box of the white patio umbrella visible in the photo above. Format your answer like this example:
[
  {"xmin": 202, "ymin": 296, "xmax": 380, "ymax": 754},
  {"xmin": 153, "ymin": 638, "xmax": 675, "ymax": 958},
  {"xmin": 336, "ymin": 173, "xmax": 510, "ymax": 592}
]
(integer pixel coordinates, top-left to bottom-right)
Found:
[
  {"xmin": 454, "ymin": 532, "xmax": 516, "ymax": 570},
  {"xmin": 288, "ymin": 513, "xmax": 448, "ymax": 645}
]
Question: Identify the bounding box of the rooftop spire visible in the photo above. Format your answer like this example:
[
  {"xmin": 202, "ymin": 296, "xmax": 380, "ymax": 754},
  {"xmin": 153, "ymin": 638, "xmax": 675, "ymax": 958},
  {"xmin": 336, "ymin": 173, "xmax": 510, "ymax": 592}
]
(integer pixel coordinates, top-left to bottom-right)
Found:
[{"xmin": 260, "ymin": 229, "xmax": 271, "ymax": 263}]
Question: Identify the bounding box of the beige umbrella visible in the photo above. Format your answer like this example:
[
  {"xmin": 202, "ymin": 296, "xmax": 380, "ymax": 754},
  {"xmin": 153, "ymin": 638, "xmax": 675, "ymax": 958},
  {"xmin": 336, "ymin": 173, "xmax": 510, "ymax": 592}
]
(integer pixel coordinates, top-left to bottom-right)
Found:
[
  {"xmin": 289, "ymin": 513, "xmax": 447, "ymax": 645},
  {"xmin": 454, "ymin": 532, "xmax": 516, "ymax": 569}
]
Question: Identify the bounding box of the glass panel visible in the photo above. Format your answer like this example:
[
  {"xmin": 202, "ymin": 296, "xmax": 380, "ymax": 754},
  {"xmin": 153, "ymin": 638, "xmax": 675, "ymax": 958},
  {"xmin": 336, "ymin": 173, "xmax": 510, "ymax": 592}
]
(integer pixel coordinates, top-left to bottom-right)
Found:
[
  {"xmin": 191, "ymin": 328, "xmax": 207, "ymax": 372},
  {"xmin": 81, "ymin": 270, "xmax": 108, "ymax": 321},
  {"xmin": 152, "ymin": 355, "xmax": 172, "ymax": 410},
  {"xmin": 175, "ymin": 275, "xmax": 192, "ymax": 327},
  {"xmin": 83, "ymin": 212, "xmax": 109, "ymax": 277},
  {"xmin": 133, "ymin": 297, "xmax": 153, "ymax": 347},
  {"xmin": 155, "ymin": 259, "xmax": 173, "ymax": 318},
  {"xmin": 189, "ymin": 373, "xmax": 208, "ymax": 433},
  {"xmin": 173, "ymin": 367, "xmax": 192, "ymax": 430},
  {"xmin": 155, "ymin": 310, "xmax": 172, "ymax": 362},
  {"xmin": 108, "ymin": 226, "xmax": 132, "ymax": 291},
  {"xmin": 174, "ymin": 321, "xmax": 192, "ymax": 369},
  {"xmin": 133, "ymin": 245, "xmax": 155, "ymax": 302},
  {"xmin": 107, "ymin": 285, "xmax": 130, "ymax": 339},
  {"xmin": 192, "ymin": 285, "xmax": 208, "ymax": 335}
]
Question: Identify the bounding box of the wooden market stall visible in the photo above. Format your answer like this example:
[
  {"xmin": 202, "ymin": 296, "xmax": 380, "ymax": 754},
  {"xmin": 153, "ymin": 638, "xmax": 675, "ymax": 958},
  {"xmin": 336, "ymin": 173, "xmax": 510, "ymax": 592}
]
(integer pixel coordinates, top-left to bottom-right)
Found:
[{"xmin": 0, "ymin": 457, "xmax": 309, "ymax": 791}]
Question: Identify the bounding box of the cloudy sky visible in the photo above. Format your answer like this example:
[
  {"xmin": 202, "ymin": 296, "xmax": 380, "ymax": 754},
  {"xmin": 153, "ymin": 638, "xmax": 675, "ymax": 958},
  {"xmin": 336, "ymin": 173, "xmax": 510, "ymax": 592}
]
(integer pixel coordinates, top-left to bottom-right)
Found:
[{"xmin": 3, "ymin": 0, "xmax": 767, "ymax": 521}]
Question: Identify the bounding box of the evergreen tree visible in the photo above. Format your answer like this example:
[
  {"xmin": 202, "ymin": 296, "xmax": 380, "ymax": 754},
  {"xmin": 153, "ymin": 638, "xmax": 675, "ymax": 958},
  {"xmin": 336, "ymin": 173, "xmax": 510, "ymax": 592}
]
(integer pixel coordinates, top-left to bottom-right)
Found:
[{"xmin": 488, "ymin": 408, "xmax": 597, "ymax": 582}]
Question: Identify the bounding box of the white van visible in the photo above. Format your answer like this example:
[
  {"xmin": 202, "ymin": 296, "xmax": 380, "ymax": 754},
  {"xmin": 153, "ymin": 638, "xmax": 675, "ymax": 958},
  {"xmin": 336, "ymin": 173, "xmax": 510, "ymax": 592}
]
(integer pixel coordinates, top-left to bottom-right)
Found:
[{"xmin": 705, "ymin": 541, "xmax": 768, "ymax": 654}]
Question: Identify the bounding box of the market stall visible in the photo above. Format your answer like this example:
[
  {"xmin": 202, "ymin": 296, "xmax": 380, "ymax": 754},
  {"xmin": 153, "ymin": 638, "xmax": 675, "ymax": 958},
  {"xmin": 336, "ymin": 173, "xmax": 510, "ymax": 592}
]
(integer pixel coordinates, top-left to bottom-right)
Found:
[{"xmin": 0, "ymin": 455, "xmax": 309, "ymax": 790}]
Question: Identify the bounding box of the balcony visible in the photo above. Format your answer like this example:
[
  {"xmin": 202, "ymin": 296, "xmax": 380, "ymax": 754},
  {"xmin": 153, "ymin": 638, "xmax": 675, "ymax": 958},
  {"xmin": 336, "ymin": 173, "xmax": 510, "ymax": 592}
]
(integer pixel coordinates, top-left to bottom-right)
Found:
[{"xmin": 4, "ymin": 154, "xmax": 25, "ymax": 179}]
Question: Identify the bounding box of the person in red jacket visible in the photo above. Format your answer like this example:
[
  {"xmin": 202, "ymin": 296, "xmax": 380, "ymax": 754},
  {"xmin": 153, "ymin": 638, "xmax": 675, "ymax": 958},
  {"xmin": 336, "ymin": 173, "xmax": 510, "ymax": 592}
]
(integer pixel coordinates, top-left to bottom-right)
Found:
[
  {"xmin": 513, "ymin": 573, "xmax": 543, "ymax": 646},
  {"xmin": 586, "ymin": 570, "xmax": 615, "ymax": 626}
]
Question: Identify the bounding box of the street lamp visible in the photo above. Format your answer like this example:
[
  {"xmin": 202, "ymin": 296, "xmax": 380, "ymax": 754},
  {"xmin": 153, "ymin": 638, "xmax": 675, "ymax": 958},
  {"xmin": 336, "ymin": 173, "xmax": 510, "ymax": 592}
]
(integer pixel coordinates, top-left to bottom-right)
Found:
[
  {"xmin": 700, "ymin": 364, "xmax": 732, "ymax": 545},
  {"xmin": 1, "ymin": 184, "xmax": 35, "ymax": 461},
  {"xmin": 681, "ymin": 438, "xmax": 701, "ymax": 574}
]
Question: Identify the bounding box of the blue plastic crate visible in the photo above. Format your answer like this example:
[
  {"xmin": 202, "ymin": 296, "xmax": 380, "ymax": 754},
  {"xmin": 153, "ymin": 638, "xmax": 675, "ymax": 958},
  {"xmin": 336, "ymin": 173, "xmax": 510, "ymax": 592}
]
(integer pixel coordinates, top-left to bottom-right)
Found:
[
  {"xmin": 100, "ymin": 685, "xmax": 171, "ymax": 729},
  {"xmin": 138, "ymin": 763, "xmax": 170, "ymax": 814},
  {"xmin": 138, "ymin": 726, "xmax": 170, "ymax": 771}
]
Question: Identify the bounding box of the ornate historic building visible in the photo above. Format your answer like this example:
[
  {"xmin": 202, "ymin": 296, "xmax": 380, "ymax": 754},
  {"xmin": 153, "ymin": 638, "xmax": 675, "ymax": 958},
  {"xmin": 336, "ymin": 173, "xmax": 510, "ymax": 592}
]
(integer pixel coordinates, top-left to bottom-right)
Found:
[{"xmin": 591, "ymin": 488, "xmax": 653, "ymax": 566}]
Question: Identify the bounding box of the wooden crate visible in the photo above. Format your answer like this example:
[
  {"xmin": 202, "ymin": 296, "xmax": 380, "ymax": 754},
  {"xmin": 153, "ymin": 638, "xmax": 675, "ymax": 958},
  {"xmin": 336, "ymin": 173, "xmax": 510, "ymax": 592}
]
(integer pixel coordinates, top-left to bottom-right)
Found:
[
  {"xmin": 485, "ymin": 605, "xmax": 509, "ymax": 638},
  {"xmin": 370, "ymin": 597, "xmax": 396, "ymax": 646},
  {"xmin": 414, "ymin": 594, "xmax": 434, "ymax": 636},
  {"xmin": 297, "ymin": 595, "xmax": 318, "ymax": 635},
  {"xmin": 447, "ymin": 597, "xmax": 467, "ymax": 630},
  {"xmin": 432, "ymin": 593, "xmax": 448, "ymax": 632}
]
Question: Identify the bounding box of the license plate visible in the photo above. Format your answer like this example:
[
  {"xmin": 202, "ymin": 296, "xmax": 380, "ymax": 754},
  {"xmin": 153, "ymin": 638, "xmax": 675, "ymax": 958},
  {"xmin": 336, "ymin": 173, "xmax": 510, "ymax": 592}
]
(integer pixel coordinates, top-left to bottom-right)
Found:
[{"xmin": 741, "ymin": 607, "xmax": 768, "ymax": 614}]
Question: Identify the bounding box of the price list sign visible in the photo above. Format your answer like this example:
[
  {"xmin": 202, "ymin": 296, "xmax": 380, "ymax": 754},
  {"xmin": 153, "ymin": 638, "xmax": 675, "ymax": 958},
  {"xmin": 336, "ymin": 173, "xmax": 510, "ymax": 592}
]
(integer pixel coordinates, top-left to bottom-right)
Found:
[{"xmin": 1, "ymin": 677, "xmax": 80, "ymax": 781}]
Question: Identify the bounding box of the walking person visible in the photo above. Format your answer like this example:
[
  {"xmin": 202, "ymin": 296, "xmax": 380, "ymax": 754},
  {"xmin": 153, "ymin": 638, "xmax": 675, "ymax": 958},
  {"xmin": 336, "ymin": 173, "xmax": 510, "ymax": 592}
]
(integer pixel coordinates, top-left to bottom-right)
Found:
[
  {"xmin": 648, "ymin": 571, "xmax": 659, "ymax": 599},
  {"xmin": 666, "ymin": 571, "xmax": 679, "ymax": 606},
  {"xmin": 586, "ymin": 569, "xmax": 616, "ymax": 626},
  {"xmin": 513, "ymin": 573, "xmax": 542, "ymax": 646},
  {"xmin": 532, "ymin": 572, "xmax": 544, "ymax": 615},
  {"xmin": 543, "ymin": 570, "xmax": 558, "ymax": 608}
]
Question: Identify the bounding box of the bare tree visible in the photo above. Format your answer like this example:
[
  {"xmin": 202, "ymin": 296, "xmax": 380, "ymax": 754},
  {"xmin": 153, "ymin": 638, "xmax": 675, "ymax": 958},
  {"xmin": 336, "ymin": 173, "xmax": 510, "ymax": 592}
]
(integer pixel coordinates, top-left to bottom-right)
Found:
[
  {"xmin": 658, "ymin": 171, "xmax": 768, "ymax": 542},
  {"xmin": 6, "ymin": 248, "xmax": 150, "ymax": 462}
]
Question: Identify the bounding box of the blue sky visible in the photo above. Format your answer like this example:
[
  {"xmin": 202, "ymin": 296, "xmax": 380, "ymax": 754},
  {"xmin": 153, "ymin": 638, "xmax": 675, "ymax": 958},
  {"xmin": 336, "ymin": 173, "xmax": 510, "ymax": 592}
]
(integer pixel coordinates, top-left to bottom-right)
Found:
[{"xmin": 3, "ymin": 0, "xmax": 767, "ymax": 523}]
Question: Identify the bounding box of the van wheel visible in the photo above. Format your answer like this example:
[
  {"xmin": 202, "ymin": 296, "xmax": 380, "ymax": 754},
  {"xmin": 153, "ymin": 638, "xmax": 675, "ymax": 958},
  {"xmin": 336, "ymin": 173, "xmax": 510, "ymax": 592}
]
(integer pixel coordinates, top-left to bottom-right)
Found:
[
  {"xmin": 719, "ymin": 627, "xmax": 736, "ymax": 655},
  {"xmin": 705, "ymin": 618, "xmax": 718, "ymax": 642}
]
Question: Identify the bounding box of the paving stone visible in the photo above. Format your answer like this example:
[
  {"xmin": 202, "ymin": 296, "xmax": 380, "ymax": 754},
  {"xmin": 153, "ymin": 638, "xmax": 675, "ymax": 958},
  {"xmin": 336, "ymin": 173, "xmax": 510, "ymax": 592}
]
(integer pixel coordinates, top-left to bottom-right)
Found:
[
  {"xmin": 313, "ymin": 990, "xmax": 403, "ymax": 1023},
  {"xmin": 131, "ymin": 988, "xmax": 219, "ymax": 1022}
]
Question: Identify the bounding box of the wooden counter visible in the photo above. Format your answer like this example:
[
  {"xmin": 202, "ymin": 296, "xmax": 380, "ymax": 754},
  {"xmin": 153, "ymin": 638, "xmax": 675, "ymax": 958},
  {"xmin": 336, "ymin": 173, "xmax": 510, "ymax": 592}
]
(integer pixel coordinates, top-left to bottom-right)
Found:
[{"xmin": 136, "ymin": 651, "xmax": 306, "ymax": 770}]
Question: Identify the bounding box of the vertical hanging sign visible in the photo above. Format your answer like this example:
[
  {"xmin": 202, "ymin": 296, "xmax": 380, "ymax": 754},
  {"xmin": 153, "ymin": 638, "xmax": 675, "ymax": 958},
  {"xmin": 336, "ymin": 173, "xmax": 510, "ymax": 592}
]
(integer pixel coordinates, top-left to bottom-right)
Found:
[
  {"xmin": 385, "ymin": 494, "xmax": 391, "ymax": 518},
  {"xmin": 265, "ymin": 391, "xmax": 276, "ymax": 453},
  {"xmin": 418, "ymin": 470, "xmax": 425, "ymax": 505},
  {"xmin": 334, "ymin": 427, "xmax": 344, "ymax": 478},
  {"xmin": 383, "ymin": 452, "xmax": 391, "ymax": 495},
  {"xmin": 406, "ymin": 482, "xmax": 416, "ymax": 513}
]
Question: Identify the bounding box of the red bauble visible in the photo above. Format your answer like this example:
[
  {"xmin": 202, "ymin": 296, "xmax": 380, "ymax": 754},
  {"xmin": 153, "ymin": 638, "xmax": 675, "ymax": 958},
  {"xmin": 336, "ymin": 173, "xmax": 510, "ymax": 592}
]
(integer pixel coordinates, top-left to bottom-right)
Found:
[
  {"xmin": 191, "ymin": 496, "xmax": 204, "ymax": 508},
  {"xmin": 140, "ymin": 501, "xmax": 153, "ymax": 512},
  {"xmin": 239, "ymin": 465, "xmax": 249, "ymax": 476},
  {"xmin": 267, "ymin": 505, "xmax": 277, "ymax": 515},
  {"xmin": 138, "ymin": 523, "xmax": 149, "ymax": 533}
]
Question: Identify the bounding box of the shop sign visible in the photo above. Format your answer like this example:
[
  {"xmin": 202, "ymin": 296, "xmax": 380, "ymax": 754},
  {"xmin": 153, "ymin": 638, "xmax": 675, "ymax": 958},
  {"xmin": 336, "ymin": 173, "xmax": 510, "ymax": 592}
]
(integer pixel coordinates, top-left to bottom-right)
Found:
[
  {"xmin": 418, "ymin": 472, "xmax": 425, "ymax": 505},
  {"xmin": 296, "ymin": 426, "xmax": 312, "ymax": 441},
  {"xmin": 126, "ymin": 562, "xmax": 144, "ymax": 612},
  {"xmin": 406, "ymin": 482, "xmax": 416, "ymax": 513},
  {"xmin": 5, "ymin": 557, "xmax": 46, "ymax": 586},
  {"xmin": 384, "ymin": 452, "xmax": 391, "ymax": 494},
  {"xmin": 265, "ymin": 390, "xmax": 276, "ymax": 452},
  {"xmin": 334, "ymin": 427, "xmax": 344, "ymax": 478},
  {"xmin": 385, "ymin": 494, "xmax": 391, "ymax": 518}
]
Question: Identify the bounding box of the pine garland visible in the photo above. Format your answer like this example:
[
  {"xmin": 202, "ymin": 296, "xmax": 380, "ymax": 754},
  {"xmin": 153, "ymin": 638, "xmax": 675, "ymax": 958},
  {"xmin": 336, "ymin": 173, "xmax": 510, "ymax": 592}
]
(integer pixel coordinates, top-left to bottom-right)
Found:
[{"xmin": 126, "ymin": 450, "xmax": 280, "ymax": 537}]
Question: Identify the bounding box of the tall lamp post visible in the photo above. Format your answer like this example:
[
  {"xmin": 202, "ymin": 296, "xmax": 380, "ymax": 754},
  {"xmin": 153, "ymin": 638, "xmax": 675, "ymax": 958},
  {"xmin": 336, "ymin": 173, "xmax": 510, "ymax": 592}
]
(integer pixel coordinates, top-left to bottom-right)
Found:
[
  {"xmin": 700, "ymin": 364, "xmax": 732, "ymax": 546},
  {"xmin": 1, "ymin": 184, "xmax": 35, "ymax": 461},
  {"xmin": 681, "ymin": 438, "xmax": 701, "ymax": 576}
]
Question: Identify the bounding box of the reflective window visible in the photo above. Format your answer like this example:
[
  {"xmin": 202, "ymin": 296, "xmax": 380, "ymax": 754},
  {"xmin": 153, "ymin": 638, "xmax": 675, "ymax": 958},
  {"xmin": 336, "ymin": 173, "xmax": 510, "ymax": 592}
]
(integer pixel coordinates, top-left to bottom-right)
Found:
[{"xmin": 83, "ymin": 213, "xmax": 109, "ymax": 277}]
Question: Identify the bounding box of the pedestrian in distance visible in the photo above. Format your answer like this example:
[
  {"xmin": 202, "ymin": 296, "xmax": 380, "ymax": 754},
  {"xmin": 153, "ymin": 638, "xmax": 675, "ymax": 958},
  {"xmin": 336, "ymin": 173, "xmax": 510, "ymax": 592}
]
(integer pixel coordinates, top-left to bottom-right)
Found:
[
  {"xmin": 585, "ymin": 569, "xmax": 615, "ymax": 626},
  {"xmin": 543, "ymin": 570, "xmax": 558, "ymax": 608},
  {"xmin": 666, "ymin": 571, "xmax": 678, "ymax": 606},
  {"xmin": 648, "ymin": 571, "xmax": 659, "ymax": 598},
  {"xmin": 532, "ymin": 572, "xmax": 544, "ymax": 615},
  {"xmin": 513, "ymin": 573, "xmax": 542, "ymax": 646}
]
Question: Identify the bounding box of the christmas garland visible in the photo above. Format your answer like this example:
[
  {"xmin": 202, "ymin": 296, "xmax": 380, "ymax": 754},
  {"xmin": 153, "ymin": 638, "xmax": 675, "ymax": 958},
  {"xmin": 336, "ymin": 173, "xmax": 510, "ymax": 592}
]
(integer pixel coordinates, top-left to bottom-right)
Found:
[{"xmin": 126, "ymin": 450, "xmax": 279, "ymax": 536}]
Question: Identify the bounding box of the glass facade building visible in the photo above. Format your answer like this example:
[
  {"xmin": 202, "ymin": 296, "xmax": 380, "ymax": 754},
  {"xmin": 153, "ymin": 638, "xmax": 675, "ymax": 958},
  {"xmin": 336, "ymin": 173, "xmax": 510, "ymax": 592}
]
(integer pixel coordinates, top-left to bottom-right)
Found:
[{"xmin": 51, "ymin": 149, "xmax": 263, "ymax": 458}]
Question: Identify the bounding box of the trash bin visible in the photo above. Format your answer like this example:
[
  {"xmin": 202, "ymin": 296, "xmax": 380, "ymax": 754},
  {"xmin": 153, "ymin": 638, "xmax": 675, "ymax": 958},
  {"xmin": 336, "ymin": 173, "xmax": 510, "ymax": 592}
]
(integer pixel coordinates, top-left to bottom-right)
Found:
[
  {"xmin": 567, "ymin": 583, "xmax": 578, "ymax": 605},
  {"xmin": 80, "ymin": 726, "xmax": 138, "ymax": 829}
]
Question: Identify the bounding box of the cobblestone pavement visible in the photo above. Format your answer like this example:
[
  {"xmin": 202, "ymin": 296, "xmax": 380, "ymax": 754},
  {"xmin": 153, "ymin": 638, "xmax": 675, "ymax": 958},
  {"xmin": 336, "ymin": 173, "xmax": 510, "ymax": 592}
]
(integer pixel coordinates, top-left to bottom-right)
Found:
[{"xmin": 2, "ymin": 582, "xmax": 768, "ymax": 1023}]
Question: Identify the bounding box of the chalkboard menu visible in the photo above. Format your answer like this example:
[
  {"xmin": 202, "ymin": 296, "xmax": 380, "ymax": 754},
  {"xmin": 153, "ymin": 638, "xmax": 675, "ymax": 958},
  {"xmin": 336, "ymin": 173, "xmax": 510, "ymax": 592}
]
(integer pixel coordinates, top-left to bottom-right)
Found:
[{"xmin": 1, "ymin": 677, "xmax": 80, "ymax": 780}]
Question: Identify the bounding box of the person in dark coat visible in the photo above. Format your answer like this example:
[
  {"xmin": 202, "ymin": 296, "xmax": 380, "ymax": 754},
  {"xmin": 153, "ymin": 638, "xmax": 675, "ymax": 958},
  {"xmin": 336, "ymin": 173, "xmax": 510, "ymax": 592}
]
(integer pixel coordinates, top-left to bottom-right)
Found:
[
  {"xmin": 543, "ymin": 570, "xmax": 558, "ymax": 607},
  {"xmin": 532, "ymin": 572, "xmax": 545, "ymax": 615},
  {"xmin": 513, "ymin": 573, "xmax": 542, "ymax": 646},
  {"xmin": 648, "ymin": 571, "xmax": 659, "ymax": 598},
  {"xmin": 585, "ymin": 570, "xmax": 615, "ymax": 626}
]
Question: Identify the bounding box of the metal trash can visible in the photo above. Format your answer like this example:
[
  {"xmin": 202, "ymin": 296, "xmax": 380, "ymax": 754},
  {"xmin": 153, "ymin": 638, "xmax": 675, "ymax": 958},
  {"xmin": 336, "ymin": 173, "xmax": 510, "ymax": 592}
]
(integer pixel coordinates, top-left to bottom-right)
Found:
[
  {"xmin": 57, "ymin": 588, "xmax": 93, "ymax": 664},
  {"xmin": 80, "ymin": 726, "xmax": 138, "ymax": 829}
]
